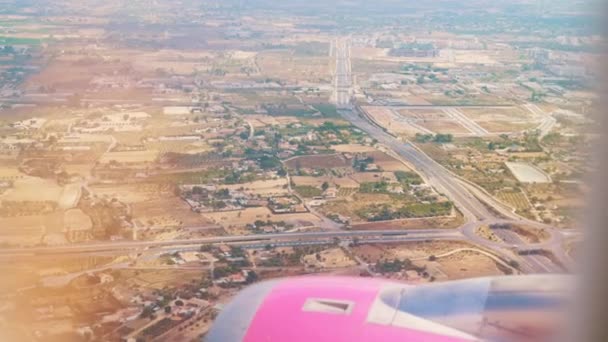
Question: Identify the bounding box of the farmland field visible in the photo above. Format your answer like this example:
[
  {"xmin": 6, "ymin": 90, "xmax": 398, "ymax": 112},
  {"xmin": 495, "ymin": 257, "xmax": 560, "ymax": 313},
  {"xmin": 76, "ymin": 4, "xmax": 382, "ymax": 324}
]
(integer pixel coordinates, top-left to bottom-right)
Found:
[
  {"xmin": 99, "ymin": 150, "xmax": 159, "ymax": 164},
  {"xmin": 497, "ymin": 190, "xmax": 531, "ymax": 211},
  {"xmin": 337, "ymin": 187, "xmax": 358, "ymax": 197},
  {"xmin": 294, "ymin": 185, "xmax": 323, "ymax": 198},
  {"xmin": 285, "ymin": 154, "xmax": 350, "ymax": 169}
]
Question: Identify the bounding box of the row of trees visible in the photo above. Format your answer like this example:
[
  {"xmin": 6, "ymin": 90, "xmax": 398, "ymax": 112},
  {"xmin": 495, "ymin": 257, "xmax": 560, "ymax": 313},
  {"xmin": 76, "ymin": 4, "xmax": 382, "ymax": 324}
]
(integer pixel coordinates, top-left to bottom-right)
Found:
[{"xmin": 415, "ymin": 133, "xmax": 453, "ymax": 144}]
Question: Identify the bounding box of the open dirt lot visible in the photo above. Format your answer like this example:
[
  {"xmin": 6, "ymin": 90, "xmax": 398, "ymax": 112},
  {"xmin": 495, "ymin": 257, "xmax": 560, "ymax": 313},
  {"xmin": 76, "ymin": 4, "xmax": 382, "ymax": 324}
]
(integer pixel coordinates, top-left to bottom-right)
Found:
[
  {"xmin": 397, "ymin": 108, "xmax": 448, "ymax": 120},
  {"xmin": 416, "ymin": 120, "xmax": 471, "ymax": 134},
  {"xmin": 365, "ymin": 151, "xmax": 412, "ymax": 172},
  {"xmin": 303, "ymin": 247, "xmax": 357, "ymax": 269},
  {"xmin": 435, "ymin": 251, "xmax": 504, "ymax": 280},
  {"xmin": 132, "ymin": 197, "xmax": 214, "ymax": 227},
  {"xmin": 459, "ymin": 107, "xmax": 539, "ymax": 133},
  {"xmin": 118, "ymin": 269, "xmax": 205, "ymax": 290},
  {"xmin": 351, "ymin": 214, "xmax": 464, "ymax": 230},
  {"xmin": 246, "ymin": 115, "xmax": 300, "ymax": 127},
  {"xmin": 477, "ymin": 120, "xmax": 536, "ymax": 133},
  {"xmin": 352, "ymin": 241, "xmax": 474, "ymax": 263},
  {"xmin": 223, "ymin": 178, "xmax": 289, "ymax": 196},
  {"xmin": 24, "ymin": 58, "xmax": 130, "ymax": 91},
  {"xmin": 90, "ymin": 184, "xmax": 164, "ymax": 203},
  {"xmin": 350, "ymin": 172, "xmax": 397, "ymax": 183},
  {"xmin": 0, "ymin": 212, "xmax": 65, "ymax": 244},
  {"xmin": 352, "ymin": 241, "xmax": 505, "ymax": 280},
  {"xmin": 256, "ymin": 50, "xmax": 330, "ymax": 83},
  {"xmin": 203, "ymin": 207, "xmax": 321, "ymax": 230},
  {"xmin": 291, "ymin": 176, "xmax": 359, "ymax": 188},
  {"xmin": 1, "ymin": 176, "xmax": 63, "ymax": 202},
  {"xmin": 99, "ymin": 150, "xmax": 159, "ymax": 164},
  {"xmin": 145, "ymin": 140, "xmax": 212, "ymax": 155},
  {"xmin": 331, "ymin": 144, "xmax": 377, "ymax": 153},
  {"xmin": 363, "ymin": 106, "xmax": 422, "ymax": 135}
]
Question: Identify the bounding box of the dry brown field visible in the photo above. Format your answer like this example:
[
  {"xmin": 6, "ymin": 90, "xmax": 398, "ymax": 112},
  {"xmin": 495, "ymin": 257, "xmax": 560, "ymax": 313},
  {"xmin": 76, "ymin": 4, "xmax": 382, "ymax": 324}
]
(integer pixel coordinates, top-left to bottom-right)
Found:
[
  {"xmin": 285, "ymin": 154, "xmax": 350, "ymax": 169},
  {"xmin": 417, "ymin": 120, "xmax": 471, "ymax": 134}
]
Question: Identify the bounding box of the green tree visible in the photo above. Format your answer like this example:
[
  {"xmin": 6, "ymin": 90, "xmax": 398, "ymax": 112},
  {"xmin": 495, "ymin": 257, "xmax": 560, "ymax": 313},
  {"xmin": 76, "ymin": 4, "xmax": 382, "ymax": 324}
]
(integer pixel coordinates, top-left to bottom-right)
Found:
[{"xmin": 321, "ymin": 181, "xmax": 329, "ymax": 191}]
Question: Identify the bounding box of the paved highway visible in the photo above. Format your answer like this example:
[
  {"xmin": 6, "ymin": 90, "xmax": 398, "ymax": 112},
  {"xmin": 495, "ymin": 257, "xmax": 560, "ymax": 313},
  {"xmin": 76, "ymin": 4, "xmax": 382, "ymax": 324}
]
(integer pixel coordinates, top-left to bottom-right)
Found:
[
  {"xmin": 491, "ymin": 227, "xmax": 562, "ymax": 273},
  {"xmin": 0, "ymin": 229, "xmax": 463, "ymax": 256}
]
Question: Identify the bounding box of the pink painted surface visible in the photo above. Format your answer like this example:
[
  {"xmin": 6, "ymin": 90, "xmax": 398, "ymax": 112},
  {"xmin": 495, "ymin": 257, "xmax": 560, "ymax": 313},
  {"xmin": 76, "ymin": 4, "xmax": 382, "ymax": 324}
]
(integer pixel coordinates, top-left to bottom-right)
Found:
[{"xmin": 243, "ymin": 276, "xmax": 467, "ymax": 342}]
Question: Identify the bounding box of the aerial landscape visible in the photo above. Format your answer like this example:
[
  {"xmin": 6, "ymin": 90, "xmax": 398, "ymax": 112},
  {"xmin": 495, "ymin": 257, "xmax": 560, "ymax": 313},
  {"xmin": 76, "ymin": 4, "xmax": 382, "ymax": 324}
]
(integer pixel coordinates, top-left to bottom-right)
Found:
[{"xmin": 0, "ymin": 0, "xmax": 599, "ymax": 341}]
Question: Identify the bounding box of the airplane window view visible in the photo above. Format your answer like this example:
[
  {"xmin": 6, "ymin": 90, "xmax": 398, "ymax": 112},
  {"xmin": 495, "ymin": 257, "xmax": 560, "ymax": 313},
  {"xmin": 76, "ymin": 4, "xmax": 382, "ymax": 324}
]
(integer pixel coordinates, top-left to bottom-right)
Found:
[{"xmin": 0, "ymin": 1, "xmax": 601, "ymax": 341}]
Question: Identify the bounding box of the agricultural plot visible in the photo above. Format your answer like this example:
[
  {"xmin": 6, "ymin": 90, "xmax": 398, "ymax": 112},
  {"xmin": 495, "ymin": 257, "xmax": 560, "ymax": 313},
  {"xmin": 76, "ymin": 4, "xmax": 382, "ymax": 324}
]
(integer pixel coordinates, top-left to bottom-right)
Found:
[
  {"xmin": 496, "ymin": 190, "xmax": 531, "ymax": 211},
  {"xmin": 91, "ymin": 184, "xmax": 161, "ymax": 203},
  {"xmin": 285, "ymin": 154, "xmax": 350, "ymax": 169},
  {"xmin": 99, "ymin": 150, "xmax": 159, "ymax": 164},
  {"xmin": 0, "ymin": 213, "xmax": 63, "ymax": 244},
  {"xmin": 123, "ymin": 269, "xmax": 204, "ymax": 289},
  {"xmin": 294, "ymin": 185, "xmax": 322, "ymax": 198},
  {"xmin": 132, "ymin": 197, "xmax": 214, "ymax": 227},
  {"xmin": 291, "ymin": 176, "xmax": 358, "ymax": 189},
  {"xmin": 320, "ymin": 193, "xmax": 396, "ymax": 223},
  {"xmin": 1, "ymin": 176, "xmax": 63, "ymax": 202},
  {"xmin": 146, "ymin": 140, "xmax": 212, "ymax": 155},
  {"xmin": 337, "ymin": 187, "xmax": 358, "ymax": 197}
]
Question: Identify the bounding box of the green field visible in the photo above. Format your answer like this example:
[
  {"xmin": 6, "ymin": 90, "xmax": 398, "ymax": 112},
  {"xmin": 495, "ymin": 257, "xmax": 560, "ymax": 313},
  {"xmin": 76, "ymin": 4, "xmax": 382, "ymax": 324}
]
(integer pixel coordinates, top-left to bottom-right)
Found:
[
  {"xmin": 0, "ymin": 36, "xmax": 43, "ymax": 45},
  {"xmin": 295, "ymin": 185, "xmax": 323, "ymax": 197},
  {"xmin": 312, "ymin": 103, "xmax": 339, "ymax": 118},
  {"xmin": 497, "ymin": 190, "xmax": 531, "ymax": 211},
  {"xmin": 337, "ymin": 187, "xmax": 358, "ymax": 197}
]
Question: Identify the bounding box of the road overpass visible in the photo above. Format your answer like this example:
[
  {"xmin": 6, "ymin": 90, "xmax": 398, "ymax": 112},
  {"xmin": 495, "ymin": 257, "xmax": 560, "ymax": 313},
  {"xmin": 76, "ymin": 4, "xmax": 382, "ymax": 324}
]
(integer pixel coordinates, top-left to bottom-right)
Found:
[{"xmin": 0, "ymin": 229, "xmax": 463, "ymax": 256}]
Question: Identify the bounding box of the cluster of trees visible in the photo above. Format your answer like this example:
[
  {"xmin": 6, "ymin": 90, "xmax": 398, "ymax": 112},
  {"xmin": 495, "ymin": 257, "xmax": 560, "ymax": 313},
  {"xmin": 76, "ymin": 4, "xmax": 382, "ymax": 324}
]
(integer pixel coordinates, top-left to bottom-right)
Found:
[
  {"xmin": 223, "ymin": 170, "xmax": 257, "ymax": 184},
  {"xmin": 359, "ymin": 181, "xmax": 389, "ymax": 194},
  {"xmin": 394, "ymin": 171, "xmax": 423, "ymax": 186},
  {"xmin": 251, "ymin": 219, "xmax": 290, "ymax": 228},
  {"xmin": 415, "ymin": 133, "xmax": 453, "ymax": 144},
  {"xmin": 354, "ymin": 156, "xmax": 374, "ymax": 171},
  {"xmin": 361, "ymin": 202, "xmax": 453, "ymax": 221},
  {"xmin": 212, "ymin": 265, "xmax": 258, "ymax": 287},
  {"xmin": 374, "ymin": 258, "xmax": 426, "ymax": 274},
  {"xmin": 258, "ymin": 155, "xmax": 281, "ymax": 170}
]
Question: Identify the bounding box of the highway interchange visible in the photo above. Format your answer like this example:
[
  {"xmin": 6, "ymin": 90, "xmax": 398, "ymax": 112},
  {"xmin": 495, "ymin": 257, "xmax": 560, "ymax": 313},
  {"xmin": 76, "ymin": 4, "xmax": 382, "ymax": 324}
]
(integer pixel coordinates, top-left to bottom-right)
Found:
[{"xmin": 333, "ymin": 38, "xmax": 576, "ymax": 274}]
